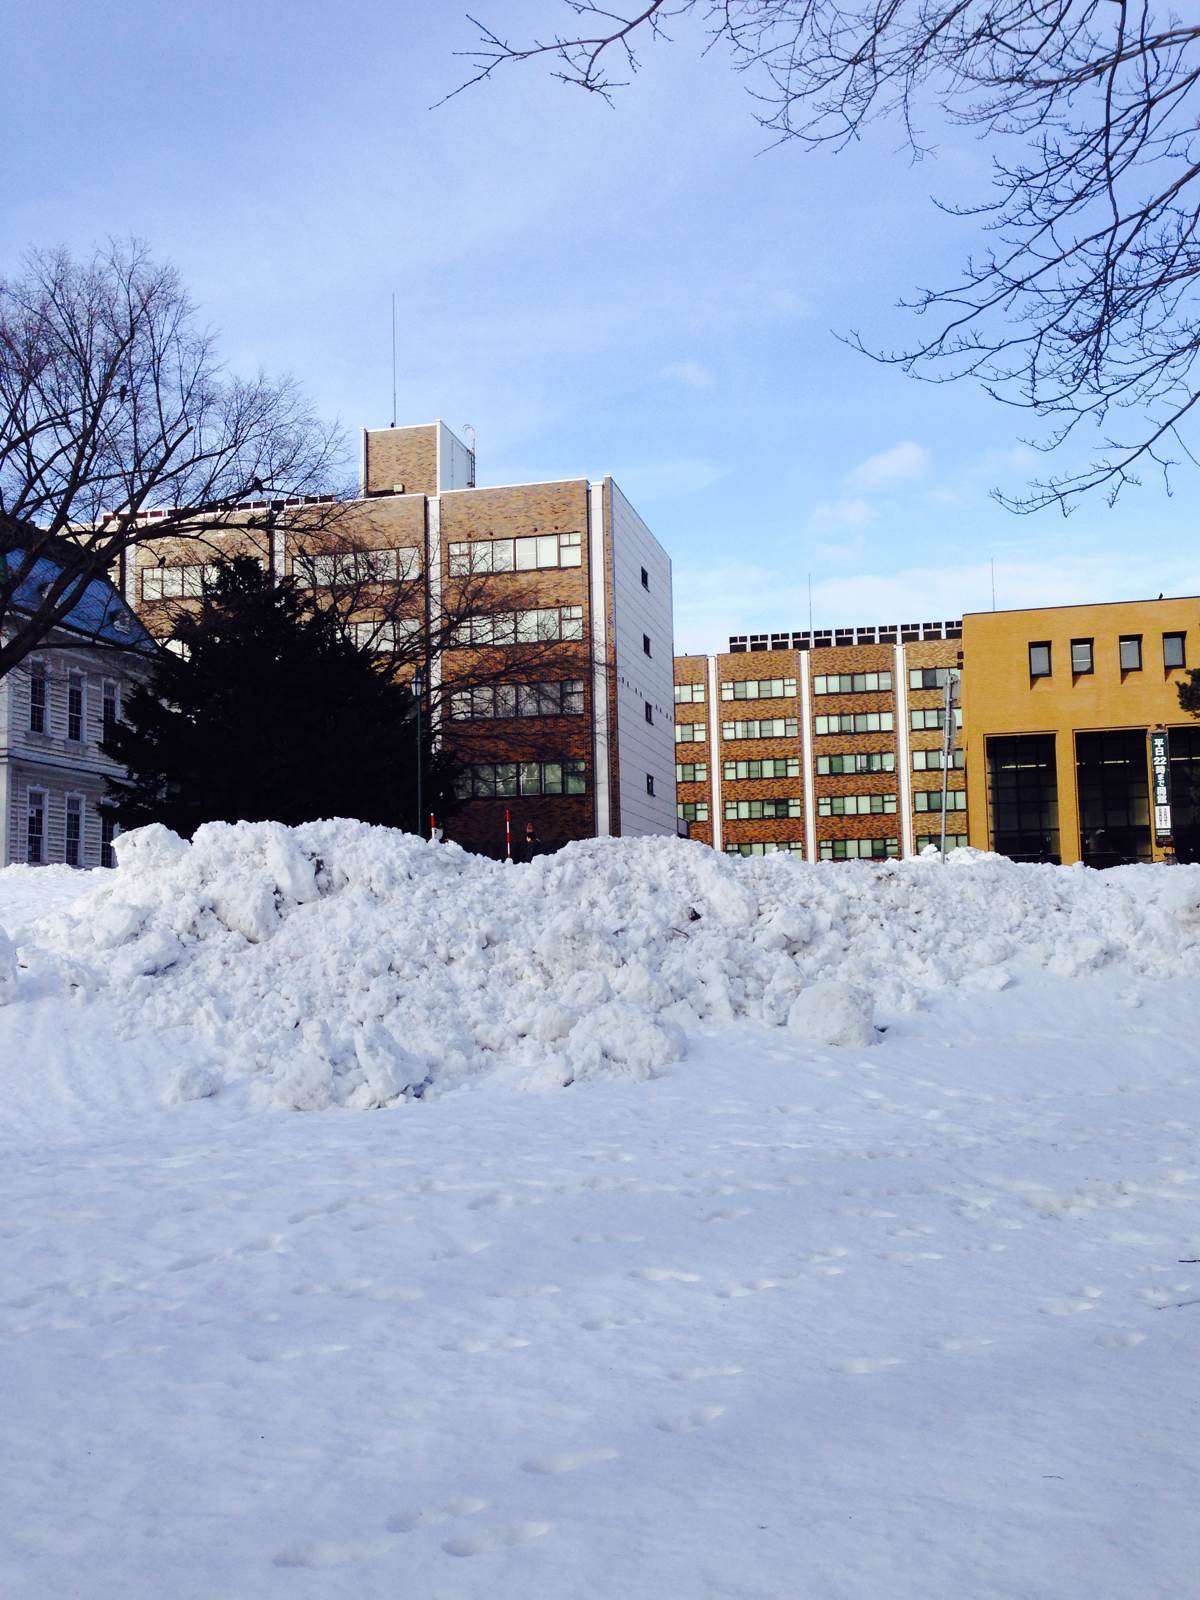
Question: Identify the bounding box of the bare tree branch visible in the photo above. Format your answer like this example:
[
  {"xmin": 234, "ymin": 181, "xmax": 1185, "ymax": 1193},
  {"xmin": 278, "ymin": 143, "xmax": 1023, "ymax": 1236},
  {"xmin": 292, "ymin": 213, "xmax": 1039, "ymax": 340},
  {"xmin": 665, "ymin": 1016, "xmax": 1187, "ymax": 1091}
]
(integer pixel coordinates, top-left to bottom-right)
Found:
[{"xmin": 455, "ymin": 2, "xmax": 1200, "ymax": 511}]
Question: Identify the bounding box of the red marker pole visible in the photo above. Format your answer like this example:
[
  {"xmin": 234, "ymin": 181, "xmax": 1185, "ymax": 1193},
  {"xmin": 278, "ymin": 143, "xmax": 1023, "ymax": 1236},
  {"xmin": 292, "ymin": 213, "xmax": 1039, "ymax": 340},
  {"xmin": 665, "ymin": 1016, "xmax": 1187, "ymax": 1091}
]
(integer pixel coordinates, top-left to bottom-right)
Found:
[{"xmin": 505, "ymin": 808, "xmax": 512, "ymax": 861}]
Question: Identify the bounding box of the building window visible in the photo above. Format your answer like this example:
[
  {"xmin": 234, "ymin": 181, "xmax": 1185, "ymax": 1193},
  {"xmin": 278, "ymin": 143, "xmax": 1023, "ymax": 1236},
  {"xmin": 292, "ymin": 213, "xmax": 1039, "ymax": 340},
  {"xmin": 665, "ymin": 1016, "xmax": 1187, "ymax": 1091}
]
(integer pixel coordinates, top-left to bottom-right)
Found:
[
  {"xmin": 1076, "ymin": 728, "xmax": 1151, "ymax": 866},
  {"xmin": 724, "ymin": 757, "xmax": 801, "ymax": 780},
  {"xmin": 456, "ymin": 759, "xmax": 587, "ymax": 799},
  {"xmin": 644, "ymin": 702, "xmax": 654, "ymax": 725},
  {"xmin": 676, "ymin": 762, "xmax": 708, "ymax": 783},
  {"xmin": 1028, "ymin": 642, "xmax": 1052, "ymax": 678},
  {"xmin": 295, "ymin": 546, "xmax": 421, "ymax": 586},
  {"xmin": 646, "ymin": 774, "xmax": 655, "ymax": 796},
  {"xmin": 1164, "ymin": 632, "xmax": 1186, "ymax": 670},
  {"xmin": 987, "ymin": 732, "xmax": 1059, "ymax": 862},
  {"xmin": 909, "ymin": 667, "xmax": 953, "ymax": 690},
  {"xmin": 814, "ymin": 712, "xmax": 894, "ymax": 735},
  {"xmin": 674, "ymin": 722, "xmax": 707, "ymax": 744},
  {"xmin": 912, "ymin": 748, "xmax": 964, "ymax": 771},
  {"xmin": 913, "ymin": 789, "xmax": 968, "ymax": 812},
  {"xmin": 813, "ymin": 671, "xmax": 892, "ymax": 695},
  {"xmin": 721, "ymin": 677, "xmax": 798, "ymax": 701},
  {"xmin": 1119, "ymin": 635, "xmax": 1143, "ymax": 672},
  {"xmin": 641, "ymin": 566, "xmax": 649, "ymax": 590},
  {"xmin": 677, "ymin": 801, "xmax": 708, "ymax": 822},
  {"xmin": 819, "ymin": 837, "xmax": 900, "ymax": 861},
  {"xmin": 26, "ymin": 789, "xmax": 46, "ymax": 864},
  {"xmin": 643, "ymin": 633, "xmax": 652, "ymax": 657},
  {"xmin": 449, "ymin": 679, "xmax": 585, "ymax": 720},
  {"xmin": 1071, "ymin": 639, "xmax": 1094, "ymax": 675},
  {"xmin": 725, "ymin": 797, "xmax": 803, "ymax": 821},
  {"xmin": 910, "ymin": 707, "xmax": 962, "ymax": 732},
  {"xmin": 349, "ymin": 617, "xmax": 421, "ymax": 654},
  {"xmin": 29, "ymin": 660, "xmax": 47, "ymax": 734},
  {"xmin": 67, "ymin": 670, "xmax": 85, "ymax": 742},
  {"xmin": 816, "ymin": 752, "xmax": 895, "ymax": 775},
  {"xmin": 818, "ymin": 793, "xmax": 898, "ymax": 816},
  {"xmin": 447, "ymin": 532, "xmax": 580, "ymax": 576},
  {"xmin": 101, "ymin": 813, "xmax": 118, "ymax": 869},
  {"xmin": 917, "ymin": 833, "xmax": 967, "ymax": 852},
  {"xmin": 65, "ymin": 795, "xmax": 83, "ymax": 867},
  {"xmin": 455, "ymin": 605, "xmax": 584, "ymax": 646},
  {"xmin": 723, "ymin": 717, "xmax": 800, "ymax": 740},
  {"xmin": 140, "ymin": 562, "xmax": 222, "ymax": 600},
  {"xmin": 724, "ymin": 841, "xmax": 805, "ymax": 857},
  {"xmin": 674, "ymin": 681, "xmax": 705, "ymax": 703},
  {"xmin": 102, "ymin": 680, "xmax": 120, "ymax": 745}
]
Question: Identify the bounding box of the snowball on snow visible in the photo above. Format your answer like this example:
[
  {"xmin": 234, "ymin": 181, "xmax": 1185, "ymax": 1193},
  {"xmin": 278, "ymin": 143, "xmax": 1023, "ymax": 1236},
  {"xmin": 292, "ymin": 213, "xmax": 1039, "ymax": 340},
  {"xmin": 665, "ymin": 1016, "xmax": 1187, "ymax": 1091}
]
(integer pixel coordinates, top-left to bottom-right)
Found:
[{"xmin": 787, "ymin": 980, "xmax": 878, "ymax": 1047}]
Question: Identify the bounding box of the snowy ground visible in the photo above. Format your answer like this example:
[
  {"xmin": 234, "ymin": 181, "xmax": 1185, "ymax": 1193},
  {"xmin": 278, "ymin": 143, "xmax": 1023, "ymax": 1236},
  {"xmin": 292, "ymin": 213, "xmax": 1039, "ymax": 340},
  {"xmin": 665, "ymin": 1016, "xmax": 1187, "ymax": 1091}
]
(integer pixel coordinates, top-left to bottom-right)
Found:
[{"xmin": 2, "ymin": 837, "xmax": 1199, "ymax": 1598}]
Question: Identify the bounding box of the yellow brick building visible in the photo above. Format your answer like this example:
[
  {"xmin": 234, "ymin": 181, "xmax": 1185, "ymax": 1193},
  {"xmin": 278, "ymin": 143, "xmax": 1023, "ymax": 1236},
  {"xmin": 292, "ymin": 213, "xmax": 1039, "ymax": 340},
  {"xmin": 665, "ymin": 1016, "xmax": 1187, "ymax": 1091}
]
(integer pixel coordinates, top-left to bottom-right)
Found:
[{"xmin": 960, "ymin": 597, "xmax": 1199, "ymax": 865}]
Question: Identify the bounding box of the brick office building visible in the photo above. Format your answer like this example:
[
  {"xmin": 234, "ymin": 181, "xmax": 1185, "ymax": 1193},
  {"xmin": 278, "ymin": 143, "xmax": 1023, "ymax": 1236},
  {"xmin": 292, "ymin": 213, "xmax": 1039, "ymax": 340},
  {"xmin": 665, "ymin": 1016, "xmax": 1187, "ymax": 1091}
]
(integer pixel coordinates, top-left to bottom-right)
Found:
[
  {"xmin": 123, "ymin": 420, "xmax": 677, "ymax": 854},
  {"xmin": 675, "ymin": 620, "xmax": 966, "ymax": 860}
]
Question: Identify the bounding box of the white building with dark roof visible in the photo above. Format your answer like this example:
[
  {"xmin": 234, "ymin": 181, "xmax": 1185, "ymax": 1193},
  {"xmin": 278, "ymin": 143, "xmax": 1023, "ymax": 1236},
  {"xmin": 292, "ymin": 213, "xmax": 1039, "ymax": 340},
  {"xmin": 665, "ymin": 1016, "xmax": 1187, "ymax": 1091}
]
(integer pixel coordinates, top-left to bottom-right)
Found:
[{"xmin": 1, "ymin": 553, "xmax": 156, "ymax": 866}]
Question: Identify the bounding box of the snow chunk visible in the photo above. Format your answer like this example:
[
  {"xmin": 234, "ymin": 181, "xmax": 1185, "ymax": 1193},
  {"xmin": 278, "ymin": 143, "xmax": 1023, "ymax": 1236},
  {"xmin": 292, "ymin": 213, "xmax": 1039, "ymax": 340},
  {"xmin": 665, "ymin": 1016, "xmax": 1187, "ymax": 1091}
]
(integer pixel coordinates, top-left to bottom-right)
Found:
[{"xmin": 788, "ymin": 981, "xmax": 878, "ymax": 1047}]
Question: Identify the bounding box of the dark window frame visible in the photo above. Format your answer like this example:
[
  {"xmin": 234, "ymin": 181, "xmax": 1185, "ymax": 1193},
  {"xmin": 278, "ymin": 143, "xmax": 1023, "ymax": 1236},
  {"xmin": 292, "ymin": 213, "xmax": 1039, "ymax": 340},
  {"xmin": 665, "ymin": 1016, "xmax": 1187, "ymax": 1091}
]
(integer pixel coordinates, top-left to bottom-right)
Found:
[
  {"xmin": 1119, "ymin": 634, "xmax": 1143, "ymax": 672},
  {"xmin": 1163, "ymin": 632, "xmax": 1186, "ymax": 670},
  {"xmin": 1028, "ymin": 641, "xmax": 1052, "ymax": 679},
  {"xmin": 1070, "ymin": 638, "xmax": 1094, "ymax": 675}
]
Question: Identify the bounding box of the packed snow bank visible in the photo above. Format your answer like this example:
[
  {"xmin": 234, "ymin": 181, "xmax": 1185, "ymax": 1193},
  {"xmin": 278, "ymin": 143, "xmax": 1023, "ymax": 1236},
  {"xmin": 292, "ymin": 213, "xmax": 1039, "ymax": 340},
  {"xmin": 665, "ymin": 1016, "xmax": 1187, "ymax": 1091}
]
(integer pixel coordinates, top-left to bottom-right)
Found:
[{"xmin": 14, "ymin": 820, "xmax": 1200, "ymax": 1108}]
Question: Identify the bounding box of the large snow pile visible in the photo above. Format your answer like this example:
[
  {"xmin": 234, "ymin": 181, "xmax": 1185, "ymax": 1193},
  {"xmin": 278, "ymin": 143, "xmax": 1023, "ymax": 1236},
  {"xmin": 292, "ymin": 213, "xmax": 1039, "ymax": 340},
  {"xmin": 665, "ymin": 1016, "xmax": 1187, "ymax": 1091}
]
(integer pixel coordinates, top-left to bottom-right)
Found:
[{"xmin": 11, "ymin": 820, "xmax": 1200, "ymax": 1109}]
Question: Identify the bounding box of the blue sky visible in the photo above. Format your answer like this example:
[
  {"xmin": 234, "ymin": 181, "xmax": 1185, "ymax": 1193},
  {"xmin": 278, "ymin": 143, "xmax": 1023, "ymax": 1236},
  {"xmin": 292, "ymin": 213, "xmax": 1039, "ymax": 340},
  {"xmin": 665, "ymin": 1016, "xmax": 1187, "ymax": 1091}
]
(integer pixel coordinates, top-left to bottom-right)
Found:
[{"xmin": 6, "ymin": 0, "xmax": 1196, "ymax": 652}]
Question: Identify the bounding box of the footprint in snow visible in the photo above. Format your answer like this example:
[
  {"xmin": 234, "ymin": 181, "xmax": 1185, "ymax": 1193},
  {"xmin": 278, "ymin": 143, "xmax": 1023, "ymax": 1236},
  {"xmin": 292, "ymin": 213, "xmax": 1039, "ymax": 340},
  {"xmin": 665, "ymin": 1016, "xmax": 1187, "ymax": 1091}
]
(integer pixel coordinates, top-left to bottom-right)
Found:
[
  {"xmin": 442, "ymin": 1522, "xmax": 552, "ymax": 1558},
  {"xmin": 388, "ymin": 1496, "xmax": 489, "ymax": 1533},
  {"xmin": 630, "ymin": 1268, "xmax": 702, "ymax": 1283},
  {"xmin": 839, "ymin": 1357, "xmax": 902, "ymax": 1375},
  {"xmin": 657, "ymin": 1405, "xmax": 726, "ymax": 1432},
  {"xmin": 521, "ymin": 1448, "xmax": 618, "ymax": 1474}
]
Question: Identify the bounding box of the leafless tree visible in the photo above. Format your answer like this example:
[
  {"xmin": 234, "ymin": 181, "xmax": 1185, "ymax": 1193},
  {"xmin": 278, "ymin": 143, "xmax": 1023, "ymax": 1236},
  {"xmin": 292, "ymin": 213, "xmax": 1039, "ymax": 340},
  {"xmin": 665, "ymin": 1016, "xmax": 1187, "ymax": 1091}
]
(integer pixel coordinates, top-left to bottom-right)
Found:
[
  {"xmin": 454, "ymin": 3, "xmax": 1200, "ymax": 512},
  {"xmin": 0, "ymin": 240, "xmax": 346, "ymax": 677}
]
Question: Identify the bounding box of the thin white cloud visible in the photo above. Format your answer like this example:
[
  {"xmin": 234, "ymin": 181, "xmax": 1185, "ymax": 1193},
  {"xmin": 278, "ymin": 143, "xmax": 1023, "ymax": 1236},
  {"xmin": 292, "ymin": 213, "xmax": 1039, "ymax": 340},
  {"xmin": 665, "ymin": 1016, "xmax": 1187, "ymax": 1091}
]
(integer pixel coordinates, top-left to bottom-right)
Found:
[
  {"xmin": 808, "ymin": 498, "xmax": 877, "ymax": 533},
  {"xmin": 845, "ymin": 441, "xmax": 931, "ymax": 493},
  {"xmin": 660, "ymin": 359, "xmax": 717, "ymax": 391}
]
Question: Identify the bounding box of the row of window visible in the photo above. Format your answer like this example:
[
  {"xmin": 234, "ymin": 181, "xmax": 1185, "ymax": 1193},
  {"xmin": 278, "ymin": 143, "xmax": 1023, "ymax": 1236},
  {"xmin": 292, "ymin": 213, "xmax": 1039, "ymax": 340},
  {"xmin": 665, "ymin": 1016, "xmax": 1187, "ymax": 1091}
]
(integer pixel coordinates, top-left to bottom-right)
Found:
[
  {"xmin": 348, "ymin": 618, "xmax": 421, "ymax": 653},
  {"xmin": 677, "ymin": 802, "xmax": 709, "ymax": 822},
  {"xmin": 722, "ymin": 718, "xmax": 799, "ymax": 740},
  {"xmin": 910, "ymin": 707, "xmax": 963, "ymax": 732},
  {"xmin": 447, "ymin": 532, "xmax": 582, "ymax": 576},
  {"xmin": 721, "ymin": 836, "xmax": 961, "ymax": 859},
  {"xmin": 676, "ymin": 722, "xmax": 707, "ymax": 744},
  {"xmin": 675, "ymin": 682, "xmax": 706, "ymax": 703},
  {"xmin": 913, "ymin": 789, "xmax": 967, "ymax": 812},
  {"xmin": 813, "ymin": 671, "xmax": 892, "ymax": 696},
  {"xmin": 819, "ymin": 837, "xmax": 900, "ymax": 860},
  {"xmin": 140, "ymin": 562, "xmax": 222, "ymax": 600},
  {"xmin": 725, "ymin": 758, "xmax": 800, "ymax": 780},
  {"xmin": 721, "ymin": 677, "xmax": 797, "ymax": 700},
  {"xmin": 910, "ymin": 667, "xmax": 955, "ymax": 690},
  {"xmin": 1031, "ymin": 633, "xmax": 1186, "ymax": 678},
  {"xmin": 673, "ymin": 745, "xmax": 964, "ymax": 773},
  {"xmin": 676, "ymin": 762, "xmax": 709, "ymax": 783},
  {"xmin": 726, "ymin": 798, "xmax": 803, "ymax": 820},
  {"xmin": 24, "ymin": 790, "xmax": 119, "ymax": 867},
  {"xmin": 449, "ymin": 679, "xmax": 585, "ymax": 721},
  {"xmin": 815, "ymin": 712, "xmax": 894, "ymax": 735},
  {"xmin": 819, "ymin": 793, "xmax": 897, "ymax": 816},
  {"xmin": 455, "ymin": 759, "xmax": 588, "ymax": 799},
  {"xmin": 294, "ymin": 547, "xmax": 421, "ymax": 586},
  {"xmin": 454, "ymin": 606, "xmax": 584, "ymax": 647},
  {"xmin": 724, "ymin": 841, "xmax": 805, "ymax": 856},
  {"xmin": 28, "ymin": 665, "xmax": 121, "ymax": 744}
]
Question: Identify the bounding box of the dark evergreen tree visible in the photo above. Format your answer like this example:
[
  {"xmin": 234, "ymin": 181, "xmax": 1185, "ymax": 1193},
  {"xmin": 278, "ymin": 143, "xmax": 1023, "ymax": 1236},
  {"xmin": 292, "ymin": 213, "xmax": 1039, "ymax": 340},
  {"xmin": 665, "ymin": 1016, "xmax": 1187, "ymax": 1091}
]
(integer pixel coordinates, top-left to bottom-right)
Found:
[
  {"xmin": 1180, "ymin": 670, "xmax": 1200, "ymax": 720},
  {"xmin": 103, "ymin": 558, "xmax": 458, "ymax": 837}
]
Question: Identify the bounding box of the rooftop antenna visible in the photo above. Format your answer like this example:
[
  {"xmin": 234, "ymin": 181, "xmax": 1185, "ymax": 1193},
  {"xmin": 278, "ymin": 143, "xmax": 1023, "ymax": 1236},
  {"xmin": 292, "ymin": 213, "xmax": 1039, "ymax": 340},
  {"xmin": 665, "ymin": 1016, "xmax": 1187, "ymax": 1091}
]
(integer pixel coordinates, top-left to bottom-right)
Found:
[
  {"xmin": 807, "ymin": 573, "xmax": 813, "ymax": 634},
  {"xmin": 390, "ymin": 293, "xmax": 397, "ymax": 429},
  {"xmin": 990, "ymin": 557, "xmax": 996, "ymax": 611}
]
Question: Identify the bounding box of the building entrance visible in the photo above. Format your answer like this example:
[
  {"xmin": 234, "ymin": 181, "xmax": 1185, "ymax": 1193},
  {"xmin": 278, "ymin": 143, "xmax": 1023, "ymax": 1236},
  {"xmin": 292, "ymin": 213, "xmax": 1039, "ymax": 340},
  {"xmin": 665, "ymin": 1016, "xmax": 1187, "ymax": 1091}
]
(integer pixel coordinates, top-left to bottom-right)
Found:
[
  {"xmin": 986, "ymin": 733, "xmax": 1060, "ymax": 862},
  {"xmin": 1076, "ymin": 729, "xmax": 1151, "ymax": 867}
]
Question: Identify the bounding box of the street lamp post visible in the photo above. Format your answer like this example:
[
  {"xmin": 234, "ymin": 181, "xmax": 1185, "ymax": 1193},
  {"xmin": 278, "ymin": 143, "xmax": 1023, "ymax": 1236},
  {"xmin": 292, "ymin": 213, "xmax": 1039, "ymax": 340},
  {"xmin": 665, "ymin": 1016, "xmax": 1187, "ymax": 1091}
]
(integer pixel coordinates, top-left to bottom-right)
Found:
[{"xmin": 413, "ymin": 662, "xmax": 425, "ymax": 838}]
